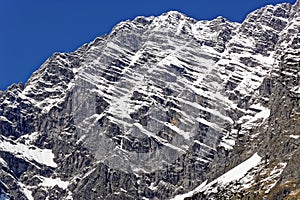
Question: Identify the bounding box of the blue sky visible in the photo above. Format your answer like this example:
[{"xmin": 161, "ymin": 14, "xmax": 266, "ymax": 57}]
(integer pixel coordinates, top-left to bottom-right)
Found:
[{"xmin": 0, "ymin": 0, "xmax": 296, "ymax": 90}]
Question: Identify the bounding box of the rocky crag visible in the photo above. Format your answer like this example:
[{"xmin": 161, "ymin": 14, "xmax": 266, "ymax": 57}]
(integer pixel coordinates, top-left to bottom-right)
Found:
[{"xmin": 0, "ymin": 1, "xmax": 299, "ymax": 199}]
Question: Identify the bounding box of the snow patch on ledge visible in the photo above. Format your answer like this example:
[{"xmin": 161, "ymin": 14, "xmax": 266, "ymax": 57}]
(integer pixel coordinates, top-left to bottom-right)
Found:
[
  {"xmin": 249, "ymin": 109, "xmax": 270, "ymax": 123},
  {"xmin": 289, "ymin": 135, "xmax": 299, "ymax": 139},
  {"xmin": 290, "ymin": 85, "xmax": 300, "ymax": 94},
  {"xmin": 219, "ymin": 139, "xmax": 235, "ymax": 150},
  {"xmin": 38, "ymin": 176, "xmax": 69, "ymax": 189},
  {"xmin": 0, "ymin": 140, "xmax": 57, "ymax": 168},
  {"xmin": 19, "ymin": 182, "xmax": 34, "ymax": 200},
  {"xmin": 171, "ymin": 153, "xmax": 262, "ymax": 200},
  {"xmin": 264, "ymin": 162, "xmax": 287, "ymax": 194}
]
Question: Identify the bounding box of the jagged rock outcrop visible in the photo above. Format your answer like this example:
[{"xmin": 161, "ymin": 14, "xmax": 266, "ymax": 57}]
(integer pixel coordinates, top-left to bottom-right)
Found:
[{"xmin": 0, "ymin": 1, "xmax": 299, "ymax": 199}]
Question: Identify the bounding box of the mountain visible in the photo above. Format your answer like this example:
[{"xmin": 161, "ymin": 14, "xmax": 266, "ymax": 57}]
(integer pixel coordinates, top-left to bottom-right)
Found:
[{"xmin": 0, "ymin": 1, "xmax": 299, "ymax": 199}]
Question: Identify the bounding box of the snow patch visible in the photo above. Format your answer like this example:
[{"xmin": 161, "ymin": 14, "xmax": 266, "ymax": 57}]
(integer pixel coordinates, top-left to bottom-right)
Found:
[
  {"xmin": 219, "ymin": 139, "xmax": 235, "ymax": 150},
  {"xmin": 38, "ymin": 176, "xmax": 69, "ymax": 189},
  {"xmin": 238, "ymin": 105, "xmax": 270, "ymax": 137},
  {"xmin": 0, "ymin": 140, "xmax": 57, "ymax": 168},
  {"xmin": 65, "ymin": 191, "xmax": 73, "ymax": 200},
  {"xmin": 289, "ymin": 135, "xmax": 299, "ymax": 139},
  {"xmin": 172, "ymin": 153, "xmax": 262, "ymax": 199},
  {"xmin": 264, "ymin": 162, "xmax": 287, "ymax": 194},
  {"xmin": 148, "ymin": 182, "xmax": 158, "ymax": 190},
  {"xmin": 0, "ymin": 116, "xmax": 12, "ymax": 123},
  {"xmin": 18, "ymin": 132, "xmax": 40, "ymax": 145},
  {"xmin": 206, "ymin": 153, "xmax": 261, "ymax": 186},
  {"xmin": 164, "ymin": 122, "xmax": 190, "ymax": 140},
  {"xmin": 249, "ymin": 109, "xmax": 270, "ymax": 123},
  {"xmin": 0, "ymin": 158, "xmax": 7, "ymax": 167},
  {"xmin": 19, "ymin": 183, "xmax": 34, "ymax": 200},
  {"xmin": 171, "ymin": 181, "xmax": 207, "ymax": 200}
]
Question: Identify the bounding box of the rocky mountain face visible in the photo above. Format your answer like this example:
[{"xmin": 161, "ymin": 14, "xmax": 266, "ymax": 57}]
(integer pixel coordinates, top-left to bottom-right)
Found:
[{"xmin": 0, "ymin": 1, "xmax": 299, "ymax": 200}]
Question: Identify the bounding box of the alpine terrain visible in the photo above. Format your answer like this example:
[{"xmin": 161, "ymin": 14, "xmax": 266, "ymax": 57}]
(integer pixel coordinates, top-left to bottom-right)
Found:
[{"xmin": 0, "ymin": 1, "xmax": 299, "ymax": 199}]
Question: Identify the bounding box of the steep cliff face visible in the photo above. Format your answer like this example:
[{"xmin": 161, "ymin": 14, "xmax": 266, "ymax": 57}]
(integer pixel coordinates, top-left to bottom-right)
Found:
[{"xmin": 0, "ymin": 1, "xmax": 299, "ymax": 200}]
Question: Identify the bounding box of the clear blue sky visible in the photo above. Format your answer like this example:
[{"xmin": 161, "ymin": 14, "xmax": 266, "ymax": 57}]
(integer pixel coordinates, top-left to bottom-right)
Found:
[{"xmin": 0, "ymin": 0, "xmax": 296, "ymax": 90}]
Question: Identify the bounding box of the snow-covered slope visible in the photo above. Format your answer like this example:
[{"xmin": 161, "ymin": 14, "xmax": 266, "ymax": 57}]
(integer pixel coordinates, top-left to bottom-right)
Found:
[
  {"xmin": 172, "ymin": 153, "xmax": 262, "ymax": 200},
  {"xmin": 0, "ymin": 1, "xmax": 299, "ymax": 199}
]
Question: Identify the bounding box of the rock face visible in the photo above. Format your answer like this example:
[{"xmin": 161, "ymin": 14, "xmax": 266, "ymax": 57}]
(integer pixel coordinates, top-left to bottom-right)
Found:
[{"xmin": 0, "ymin": 1, "xmax": 299, "ymax": 200}]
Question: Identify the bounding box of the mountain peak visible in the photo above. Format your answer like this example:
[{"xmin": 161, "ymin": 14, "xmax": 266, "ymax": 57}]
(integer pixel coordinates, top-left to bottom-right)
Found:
[
  {"xmin": 163, "ymin": 10, "xmax": 186, "ymax": 18},
  {"xmin": 293, "ymin": 0, "xmax": 300, "ymax": 11},
  {"xmin": 158, "ymin": 10, "xmax": 197, "ymax": 24}
]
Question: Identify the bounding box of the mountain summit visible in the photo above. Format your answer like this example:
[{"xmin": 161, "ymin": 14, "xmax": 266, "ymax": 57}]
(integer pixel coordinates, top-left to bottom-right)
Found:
[{"xmin": 0, "ymin": 1, "xmax": 299, "ymax": 199}]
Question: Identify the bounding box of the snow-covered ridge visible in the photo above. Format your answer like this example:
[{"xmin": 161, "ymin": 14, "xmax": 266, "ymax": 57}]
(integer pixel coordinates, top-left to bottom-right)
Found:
[{"xmin": 171, "ymin": 153, "xmax": 262, "ymax": 200}]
